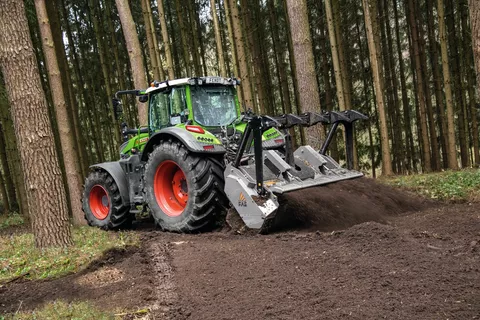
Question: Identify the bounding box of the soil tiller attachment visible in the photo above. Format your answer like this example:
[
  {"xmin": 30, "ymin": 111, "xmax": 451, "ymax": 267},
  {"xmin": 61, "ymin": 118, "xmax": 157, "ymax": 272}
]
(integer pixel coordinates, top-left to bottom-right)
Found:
[{"xmin": 224, "ymin": 110, "xmax": 367, "ymax": 232}]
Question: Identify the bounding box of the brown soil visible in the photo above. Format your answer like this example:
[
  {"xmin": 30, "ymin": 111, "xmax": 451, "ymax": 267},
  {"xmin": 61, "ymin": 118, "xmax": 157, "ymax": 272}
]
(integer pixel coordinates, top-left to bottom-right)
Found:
[{"xmin": 1, "ymin": 179, "xmax": 479, "ymax": 319}]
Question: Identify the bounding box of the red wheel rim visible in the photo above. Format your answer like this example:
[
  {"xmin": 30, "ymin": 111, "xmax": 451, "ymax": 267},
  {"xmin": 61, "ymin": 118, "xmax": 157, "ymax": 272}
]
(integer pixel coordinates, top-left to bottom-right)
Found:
[
  {"xmin": 154, "ymin": 160, "xmax": 188, "ymax": 217},
  {"xmin": 89, "ymin": 185, "xmax": 110, "ymax": 220}
]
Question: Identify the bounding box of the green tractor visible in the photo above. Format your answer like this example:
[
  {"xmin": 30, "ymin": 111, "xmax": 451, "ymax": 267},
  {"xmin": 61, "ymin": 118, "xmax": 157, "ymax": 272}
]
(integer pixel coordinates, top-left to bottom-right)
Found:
[{"xmin": 82, "ymin": 76, "xmax": 366, "ymax": 233}]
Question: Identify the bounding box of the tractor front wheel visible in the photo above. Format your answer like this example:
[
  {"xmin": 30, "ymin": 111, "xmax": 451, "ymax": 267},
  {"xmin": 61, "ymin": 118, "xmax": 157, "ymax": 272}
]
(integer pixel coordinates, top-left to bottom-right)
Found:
[
  {"xmin": 144, "ymin": 140, "xmax": 227, "ymax": 232},
  {"xmin": 82, "ymin": 170, "xmax": 131, "ymax": 230}
]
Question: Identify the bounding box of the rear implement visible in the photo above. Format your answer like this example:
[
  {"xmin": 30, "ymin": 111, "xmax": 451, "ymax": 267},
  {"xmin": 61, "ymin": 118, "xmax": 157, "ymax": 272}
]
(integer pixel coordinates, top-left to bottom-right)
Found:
[{"xmin": 224, "ymin": 110, "xmax": 367, "ymax": 232}]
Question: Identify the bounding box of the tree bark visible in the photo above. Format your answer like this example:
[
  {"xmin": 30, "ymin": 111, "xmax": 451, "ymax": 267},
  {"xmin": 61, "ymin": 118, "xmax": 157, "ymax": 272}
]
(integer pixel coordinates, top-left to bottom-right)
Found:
[
  {"xmin": 0, "ymin": 122, "xmax": 14, "ymax": 212},
  {"xmin": 145, "ymin": 0, "xmax": 165, "ymax": 80},
  {"xmin": 268, "ymin": 0, "xmax": 292, "ymax": 115},
  {"xmin": 285, "ymin": 0, "xmax": 323, "ymax": 148},
  {"xmin": 0, "ymin": 82, "xmax": 28, "ymax": 215},
  {"xmin": 415, "ymin": 1, "xmax": 441, "ymax": 171},
  {"xmin": 462, "ymin": 0, "xmax": 480, "ymax": 166},
  {"xmin": 141, "ymin": 0, "xmax": 161, "ymax": 80},
  {"xmin": 227, "ymin": 0, "xmax": 254, "ymax": 108},
  {"xmin": 211, "ymin": 0, "xmax": 227, "ymax": 77},
  {"xmin": 407, "ymin": 0, "xmax": 432, "ymax": 172},
  {"xmin": 0, "ymin": 0, "xmax": 72, "ymax": 247},
  {"xmin": 426, "ymin": 0, "xmax": 449, "ymax": 169},
  {"xmin": 325, "ymin": 0, "xmax": 346, "ymax": 112},
  {"xmin": 438, "ymin": 0, "xmax": 459, "ymax": 169},
  {"xmin": 48, "ymin": 0, "xmax": 88, "ymax": 177},
  {"xmin": 362, "ymin": 0, "xmax": 393, "ymax": 175},
  {"xmin": 157, "ymin": 0, "xmax": 175, "ymax": 79},
  {"xmin": 35, "ymin": 0, "xmax": 85, "ymax": 226},
  {"xmin": 446, "ymin": 0, "xmax": 469, "ymax": 167},
  {"xmin": 175, "ymin": 0, "xmax": 192, "ymax": 76},
  {"xmin": 116, "ymin": 0, "xmax": 148, "ymax": 124}
]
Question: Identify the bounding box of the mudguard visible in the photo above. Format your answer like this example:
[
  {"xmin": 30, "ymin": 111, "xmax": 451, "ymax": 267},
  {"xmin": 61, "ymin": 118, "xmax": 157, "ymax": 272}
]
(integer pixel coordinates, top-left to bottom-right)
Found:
[
  {"xmin": 90, "ymin": 162, "xmax": 130, "ymax": 206},
  {"xmin": 141, "ymin": 127, "xmax": 226, "ymax": 161}
]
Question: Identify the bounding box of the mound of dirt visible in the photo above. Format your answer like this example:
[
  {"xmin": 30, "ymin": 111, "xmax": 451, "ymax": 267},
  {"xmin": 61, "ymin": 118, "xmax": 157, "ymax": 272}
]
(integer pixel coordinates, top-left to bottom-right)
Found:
[{"xmin": 273, "ymin": 177, "xmax": 429, "ymax": 232}]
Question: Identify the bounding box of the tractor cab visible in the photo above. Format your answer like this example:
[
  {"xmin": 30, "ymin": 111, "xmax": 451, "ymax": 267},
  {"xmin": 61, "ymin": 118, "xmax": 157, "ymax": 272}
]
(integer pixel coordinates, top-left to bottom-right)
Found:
[{"xmin": 146, "ymin": 77, "xmax": 241, "ymax": 132}]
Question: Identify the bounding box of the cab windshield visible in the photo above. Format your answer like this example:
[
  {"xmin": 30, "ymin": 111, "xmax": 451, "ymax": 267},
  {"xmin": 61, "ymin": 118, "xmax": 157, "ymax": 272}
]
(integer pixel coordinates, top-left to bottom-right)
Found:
[{"xmin": 190, "ymin": 85, "xmax": 238, "ymax": 127}]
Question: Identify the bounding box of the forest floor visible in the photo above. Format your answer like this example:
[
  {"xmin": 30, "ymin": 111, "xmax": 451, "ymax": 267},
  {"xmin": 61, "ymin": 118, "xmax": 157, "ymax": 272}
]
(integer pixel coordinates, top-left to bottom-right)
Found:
[{"xmin": 1, "ymin": 178, "xmax": 479, "ymax": 319}]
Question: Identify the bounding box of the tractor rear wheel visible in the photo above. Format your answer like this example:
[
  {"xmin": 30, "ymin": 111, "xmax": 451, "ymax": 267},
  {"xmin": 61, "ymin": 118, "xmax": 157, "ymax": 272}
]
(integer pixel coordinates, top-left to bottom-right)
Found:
[
  {"xmin": 144, "ymin": 140, "xmax": 228, "ymax": 232},
  {"xmin": 82, "ymin": 170, "xmax": 131, "ymax": 230}
]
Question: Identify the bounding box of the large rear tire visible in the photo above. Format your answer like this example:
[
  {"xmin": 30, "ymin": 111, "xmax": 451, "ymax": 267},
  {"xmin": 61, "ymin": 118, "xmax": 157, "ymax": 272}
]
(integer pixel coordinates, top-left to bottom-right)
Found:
[
  {"xmin": 144, "ymin": 140, "xmax": 228, "ymax": 232},
  {"xmin": 82, "ymin": 170, "xmax": 132, "ymax": 230}
]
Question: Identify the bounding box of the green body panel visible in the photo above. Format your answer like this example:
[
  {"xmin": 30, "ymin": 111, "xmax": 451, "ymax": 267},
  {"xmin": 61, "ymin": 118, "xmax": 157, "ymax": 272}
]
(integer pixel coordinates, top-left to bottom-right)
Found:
[{"xmin": 121, "ymin": 132, "xmax": 149, "ymax": 155}]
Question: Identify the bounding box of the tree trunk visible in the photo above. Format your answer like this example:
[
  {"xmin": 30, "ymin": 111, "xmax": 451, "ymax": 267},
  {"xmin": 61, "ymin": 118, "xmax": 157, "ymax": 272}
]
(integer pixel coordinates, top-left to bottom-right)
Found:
[
  {"xmin": 145, "ymin": 0, "xmax": 165, "ymax": 80},
  {"xmin": 0, "ymin": 83, "xmax": 28, "ymax": 215},
  {"xmin": 141, "ymin": 0, "xmax": 161, "ymax": 80},
  {"xmin": 157, "ymin": 0, "xmax": 175, "ymax": 79},
  {"xmin": 224, "ymin": 0, "xmax": 239, "ymax": 78},
  {"xmin": 175, "ymin": 0, "xmax": 192, "ymax": 76},
  {"xmin": 438, "ymin": 0, "xmax": 459, "ymax": 169},
  {"xmin": 0, "ymin": 167, "xmax": 8, "ymax": 214},
  {"xmin": 116, "ymin": 0, "xmax": 148, "ymax": 124},
  {"xmin": 227, "ymin": 0, "xmax": 254, "ymax": 108},
  {"xmin": 35, "ymin": 0, "xmax": 85, "ymax": 226},
  {"xmin": 393, "ymin": 0, "xmax": 414, "ymax": 172},
  {"xmin": 446, "ymin": 0, "xmax": 469, "ymax": 167},
  {"xmin": 268, "ymin": 0, "xmax": 292, "ymax": 115},
  {"xmin": 462, "ymin": 0, "xmax": 480, "ymax": 166},
  {"xmin": 415, "ymin": 1, "xmax": 441, "ymax": 171},
  {"xmin": 47, "ymin": 0, "xmax": 88, "ymax": 177},
  {"xmin": 63, "ymin": 0, "xmax": 101, "ymax": 163},
  {"xmin": 426, "ymin": 0, "xmax": 449, "ymax": 169},
  {"xmin": 332, "ymin": 0, "xmax": 353, "ymax": 111},
  {"xmin": 362, "ymin": 0, "xmax": 393, "ymax": 175},
  {"xmin": 325, "ymin": 0, "xmax": 346, "ymax": 112},
  {"xmin": 285, "ymin": 0, "xmax": 323, "ymax": 148},
  {"xmin": 0, "ymin": 0, "xmax": 72, "ymax": 247},
  {"xmin": 0, "ymin": 122, "xmax": 14, "ymax": 212},
  {"xmin": 211, "ymin": 0, "xmax": 227, "ymax": 77},
  {"xmin": 407, "ymin": 0, "xmax": 432, "ymax": 172}
]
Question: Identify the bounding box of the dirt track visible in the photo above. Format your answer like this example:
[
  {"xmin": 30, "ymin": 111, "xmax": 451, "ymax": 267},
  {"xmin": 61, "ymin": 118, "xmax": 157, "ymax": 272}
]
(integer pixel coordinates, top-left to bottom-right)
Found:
[{"xmin": 1, "ymin": 179, "xmax": 479, "ymax": 319}]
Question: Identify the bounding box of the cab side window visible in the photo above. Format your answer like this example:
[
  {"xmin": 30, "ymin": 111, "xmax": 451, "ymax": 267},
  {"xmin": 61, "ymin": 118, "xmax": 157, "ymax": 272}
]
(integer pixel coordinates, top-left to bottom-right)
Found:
[
  {"xmin": 149, "ymin": 92, "xmax": 170, "ymax": 131},
  {"xmin": 170, "ymin": 87, "xmax": 186, "ymax": 115}
]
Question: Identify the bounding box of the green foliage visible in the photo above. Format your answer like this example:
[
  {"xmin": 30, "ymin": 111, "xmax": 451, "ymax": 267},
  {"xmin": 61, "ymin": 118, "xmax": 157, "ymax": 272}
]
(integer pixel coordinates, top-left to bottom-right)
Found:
[
  {"xmin": 0, "ymin": 213, "xmax": 24, "ymax": 230},
  {"xmin": 0, "ymin": 227, "xmax": 139, "ymax": 283},
  {"xmin": 1, "ymin": 300, "xmax": 115, "ymax": 320},
  {"xmin": 382, "ymin": 169, "xmax": 480, "ymax": 202}
]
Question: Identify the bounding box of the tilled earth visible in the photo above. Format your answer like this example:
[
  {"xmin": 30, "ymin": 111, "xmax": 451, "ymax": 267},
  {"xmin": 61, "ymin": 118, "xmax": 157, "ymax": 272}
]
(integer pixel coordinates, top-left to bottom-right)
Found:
[{"xmin": 1, "ymin": 179, "xmax": 479, "ymax": 319}]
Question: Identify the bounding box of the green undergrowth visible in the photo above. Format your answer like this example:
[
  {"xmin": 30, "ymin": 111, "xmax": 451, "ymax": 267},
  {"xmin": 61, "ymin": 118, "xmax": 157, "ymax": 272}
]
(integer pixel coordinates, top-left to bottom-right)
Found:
[
  {"xmin": 0, "ymin": 227, "xmax": 139, "ymax": 283},
  {"xmin": 381, "ymin": 169, "xmax": 480, "ymax": 202},
  {"xmin": 0, "ymin": 213, "xmax": 24, "ymax": 230}
]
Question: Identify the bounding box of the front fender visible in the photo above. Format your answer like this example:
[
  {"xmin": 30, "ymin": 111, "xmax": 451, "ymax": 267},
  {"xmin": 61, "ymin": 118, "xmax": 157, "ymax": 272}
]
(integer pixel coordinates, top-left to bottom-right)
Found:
[
  {"xmin": 141, "ymin": 127, "xmax": 226, "ymax": 161},
  {"xmin": 90, "ymin": 162, "xmax": 130, "ymax": 206}
]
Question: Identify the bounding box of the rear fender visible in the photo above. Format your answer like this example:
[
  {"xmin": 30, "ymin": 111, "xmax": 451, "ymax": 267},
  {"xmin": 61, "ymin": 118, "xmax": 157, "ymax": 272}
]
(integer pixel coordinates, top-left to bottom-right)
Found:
[
  {"xmin": 90, "ymin": 162, "xmax": 130, "ymax": 206},
  {"xmin": 141, "ymin": 127, "xmax": 226, "ymax": 161}
]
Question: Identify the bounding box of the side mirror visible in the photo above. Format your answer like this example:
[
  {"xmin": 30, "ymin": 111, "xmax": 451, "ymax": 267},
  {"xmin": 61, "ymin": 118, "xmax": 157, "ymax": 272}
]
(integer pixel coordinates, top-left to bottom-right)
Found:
[
  {"xmin": 138, "ymin": 95, "xmax": 148, "ymax": 103},
  {"xmin": 112, "ymin": 98, "xmax": 123, "ymax": 120}
]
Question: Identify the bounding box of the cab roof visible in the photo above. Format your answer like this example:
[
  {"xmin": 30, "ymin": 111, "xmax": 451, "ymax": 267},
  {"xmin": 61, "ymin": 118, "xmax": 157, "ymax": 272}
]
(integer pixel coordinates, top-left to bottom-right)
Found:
[{"xmin": 145, "ymin": 76, "xmax": 240, "ymax": 94}]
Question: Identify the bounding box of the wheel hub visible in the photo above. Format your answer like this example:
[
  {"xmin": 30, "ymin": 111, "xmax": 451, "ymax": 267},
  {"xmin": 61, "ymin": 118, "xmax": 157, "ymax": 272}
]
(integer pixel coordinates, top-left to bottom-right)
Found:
[
  {"xmin": 89, "ymin": 185, "xmax": 110, "ymax": 220},
  {"xmin": 154, "ymin": 160, "xmax": 189, "ymax": 217}
]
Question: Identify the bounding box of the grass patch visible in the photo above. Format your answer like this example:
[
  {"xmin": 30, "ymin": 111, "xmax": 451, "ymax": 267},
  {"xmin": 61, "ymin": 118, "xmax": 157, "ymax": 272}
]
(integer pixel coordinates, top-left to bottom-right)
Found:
[
  {"xmin": 0, "ymin": 213, "xmax": 24, "ymax": 230},
  {"xmin": 0, "ymin": 300, "xmax": 116, "ymax": 320},
  {"xmin": 0, "ymin": 227, "xmax": 139, "ymax": 283},
  {"xmin": 381, "ymin": 169, "xmax": 480, "ymax": 202},
  {"xmin": 0, "ymin": 300, "xmax": 150, "ymax": 319}
]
